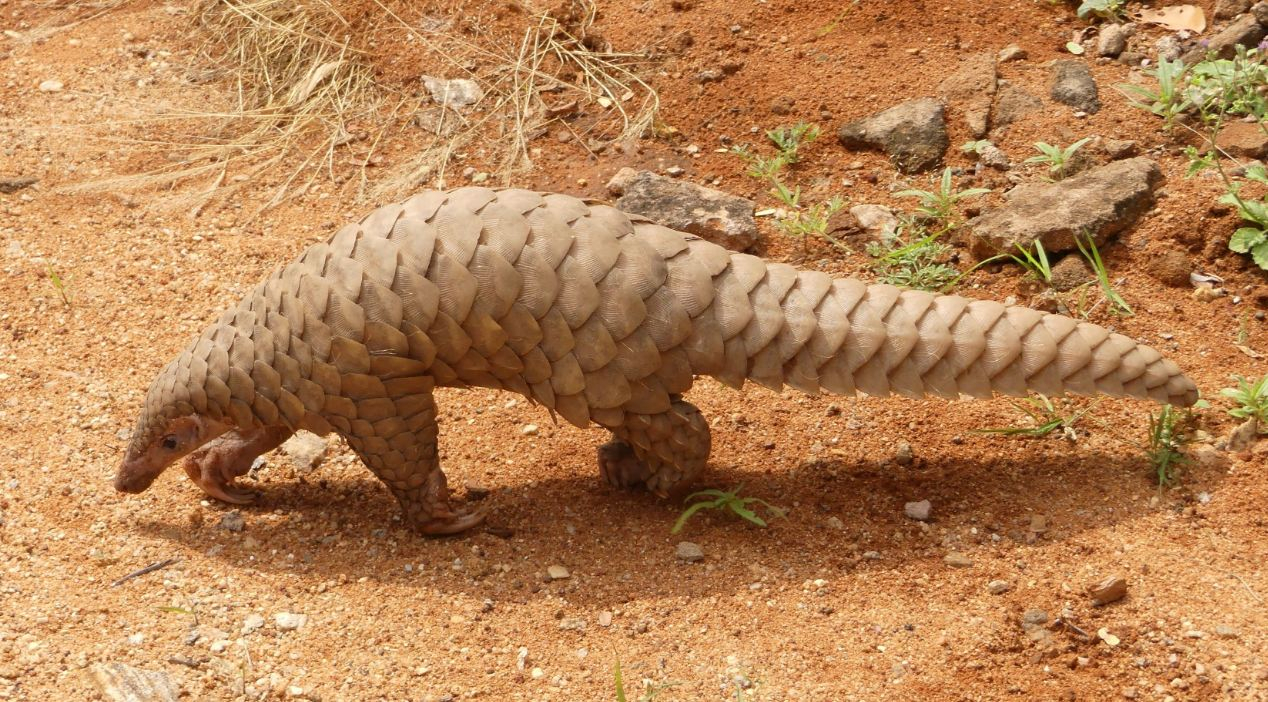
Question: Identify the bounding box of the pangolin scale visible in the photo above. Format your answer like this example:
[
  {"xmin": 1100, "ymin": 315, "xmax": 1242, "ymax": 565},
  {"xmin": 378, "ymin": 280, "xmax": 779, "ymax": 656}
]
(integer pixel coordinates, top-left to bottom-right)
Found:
[{"xmin": 115, "ymin": 187, "xmax": 1198, "ymax": 534}]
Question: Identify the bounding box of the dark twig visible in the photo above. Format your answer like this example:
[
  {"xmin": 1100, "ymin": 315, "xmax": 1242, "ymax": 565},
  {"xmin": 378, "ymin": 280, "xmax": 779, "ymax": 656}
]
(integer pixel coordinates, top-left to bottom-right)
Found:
[{"xmin": 110, "ymin": 558, "xmax": 180, "ymax": 587}]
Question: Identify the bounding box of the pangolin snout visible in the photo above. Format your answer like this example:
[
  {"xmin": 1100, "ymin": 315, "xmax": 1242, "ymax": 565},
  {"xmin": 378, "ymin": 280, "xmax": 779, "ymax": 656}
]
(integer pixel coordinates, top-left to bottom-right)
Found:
[{"xmin": 114, "ymin": 457, "xmax": 159, "ymax": 494}]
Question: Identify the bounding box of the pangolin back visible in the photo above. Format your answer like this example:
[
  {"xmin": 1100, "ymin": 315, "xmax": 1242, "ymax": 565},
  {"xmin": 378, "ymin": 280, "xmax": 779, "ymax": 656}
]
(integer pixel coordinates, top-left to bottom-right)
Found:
[{"xmin": 131, "ymin": 186, "xmax": 1197, "ymax": 453}]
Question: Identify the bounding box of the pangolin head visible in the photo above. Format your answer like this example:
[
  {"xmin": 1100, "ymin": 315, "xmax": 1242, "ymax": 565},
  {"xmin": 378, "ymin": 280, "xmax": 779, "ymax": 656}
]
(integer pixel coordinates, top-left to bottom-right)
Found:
[{"xmin": 115, "ymin": 352, "xmax": 229, "ymax": 495}]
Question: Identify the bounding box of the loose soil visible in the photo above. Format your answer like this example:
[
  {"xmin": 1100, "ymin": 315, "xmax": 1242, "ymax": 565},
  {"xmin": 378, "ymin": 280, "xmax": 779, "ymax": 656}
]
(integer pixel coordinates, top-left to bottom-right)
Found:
[{"xmin": 2, "ymin": 1, "xmax": 1267, "ymax": 700}]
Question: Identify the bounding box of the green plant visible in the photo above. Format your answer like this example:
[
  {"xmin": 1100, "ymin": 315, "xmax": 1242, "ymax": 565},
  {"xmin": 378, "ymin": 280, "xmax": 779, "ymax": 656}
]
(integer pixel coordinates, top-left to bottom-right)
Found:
[
  {"xmin": 961, "ymin": 139, "xmax": 993, "ymax": 155},
  {"xmin": 1219, "ymin": 374, "xmax": 1268, "ymax": 426},
  {"xmin": 866, "ymin": 226, "xmax": 961, "ymax": 291},
  {"xmin": 46, "ymin": 263, "xmax": 70, "ymax": 306},
  {"xmin": 1220, "ymin": 163, "xmax": 1268, "ymax": 269},
  {"xmin": 733, "ymin": 123, "xmax": 849, "ymax": 254},
  {"xmin": 977, "ymin": 394, "xmax": 1096, "ymax": 439},
  {"xmin": 1024, "ymin": 137, "xmax": 1091, "ymax": 180},
  {"xmin": 671, "ymin": 485, "xmax": 785, "ymax": 534},
  {"xmin": 614, "ymin": 658, "xmax": 676, "ymax": 702},
  {"xmin": 1010, "ymin": 240, "xmax": 1054, "ymax": 286},
  {"xmin": 1075, "ymin": 234, "xmax": 1133, "ymax": 316},
  {"xmin": 1118, "ymin": 58, "xmax": 1192, "ymax": 129},
  {"xmin": 1146, "ymin": 405, "xmax": 1191, "ymax": 489},
  {"xmin": 1075, "ymin": 0, "xmax": 1127, "ymax": 21},
  {"xmin": 894, "ymin": 167, "xmax": 991, "ymax": 228}
]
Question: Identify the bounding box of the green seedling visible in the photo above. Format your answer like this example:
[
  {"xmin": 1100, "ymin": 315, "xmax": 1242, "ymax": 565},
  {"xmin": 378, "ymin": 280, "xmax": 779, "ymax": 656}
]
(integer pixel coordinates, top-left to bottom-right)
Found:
[
  {"xmin": 977, "ymin": 394, "xmax": 1096, "ymax": 439},
  {"xmin": 1219, "ymin": 374, "xmax": 1268, "ymax": 427},
  {"xmin": 1024, "ymin": 137, "xmax": 1091, "ymax": 180},
  {"xmin": 1010, "ymin": 240, "xmax": 1054, "ymax": 286},
  {"xmin": 1220, "ymin": 164, "xmax": 1268, "ymax": 270},
  {"xmin": 1146, "ymin": 405, "xmax": 1191, "ymax": 489},
  {"xmin": 866, "ymin": 226, "xmax": 960, "ymax": 292},
  {"xmin": 672, "ymin": 484, "xmax": 786, "ymax": 534},
  {"xmin": 894, "ymin": 167, "xmax": 991, "ymax": 227},
  {"xmin": 1118, "ymin": 58, "xmax": 1191, "ymax": 129},
  {"xmin": 46, "ymin": 262, "xmax": 70, "ymax": 306},
  {"xmin": 1075, "ymin": 234, "xmax": 1133, "ymax": 316}
]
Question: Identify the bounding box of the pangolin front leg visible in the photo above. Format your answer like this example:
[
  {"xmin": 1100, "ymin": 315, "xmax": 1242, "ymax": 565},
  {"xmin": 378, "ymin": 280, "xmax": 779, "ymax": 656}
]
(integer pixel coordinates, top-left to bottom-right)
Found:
[
  {"xmin": 338, "ymin": 386, "xmax": 484, "ymax": 535},
  {"xmin": 597, "ymin": 398, "xmax": 711, "ymax": 496},
  {"xmin": 182, "ymin": 425, "xmax": 292, "ymax": 504}
]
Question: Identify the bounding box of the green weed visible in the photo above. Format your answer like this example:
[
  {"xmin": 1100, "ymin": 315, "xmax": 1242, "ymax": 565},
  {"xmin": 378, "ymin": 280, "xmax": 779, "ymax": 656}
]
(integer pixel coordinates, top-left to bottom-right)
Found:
[
  {"xmin": 866, "ymin": 226, "xmax": 960, "ymax": 292},
  {"xmin": 1010, "ymin": 240, "xmax": 1054, "ymax": 287},
  {"xmin": 732, "ymin": 123, "xmax": 849, "ymax": 254},
  {"xmin": 894, "ymin": 167, "xmax": 991, "ymax": 229},
  {"xmin": 1075, "ymin": 0, "xmax": 1127, "ymax": 20},
  {"xmin": 46, "ymin": 262, "xmax": 70, "ymax": 306},
  {"xmin": 1219, "ymin": 374, "xmax": 1268, "ymax": 427},
  {"xmin": 977, "ymin": 394, "xmax": 1096, "ymax": 440},
  {"xmin": 1118, "ymin": 58, "xmax": 1192, "ymax": 129},
  {"xmin": 1146, "ymin": 405, "xmax": 1191, "ymax": 489},
  {"xmin": 1075, "ymin": 234, "xmax": 1133, "ymax": 316},
  {"xmin": 672, "ymin": 485, "xmax": 785, "ymax": 534},
  {"xmin": 1024, "ymin": 137, "xmax": 1091, "ymax": 180}
]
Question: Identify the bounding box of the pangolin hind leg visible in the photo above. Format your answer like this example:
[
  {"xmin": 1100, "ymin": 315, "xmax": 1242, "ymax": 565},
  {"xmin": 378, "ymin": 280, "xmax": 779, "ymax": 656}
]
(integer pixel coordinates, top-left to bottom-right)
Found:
[
  {"xmin": 597, "ymin": 397, "xmax": 711, "ymax": 495},
  {"xmin": 182, "ymin": 425, "xmax": 293, "ymax": 504},
  {"xmin": 338, "ymin": 387, "xmax": 484, "ymax": 535}
]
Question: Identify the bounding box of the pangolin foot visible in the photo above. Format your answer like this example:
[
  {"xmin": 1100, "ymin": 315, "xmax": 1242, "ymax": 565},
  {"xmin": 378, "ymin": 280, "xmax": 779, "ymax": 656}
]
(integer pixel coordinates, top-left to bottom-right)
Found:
[
  {"xmin": 182, "ymin": 447, "xmax": 260, "ymax": 505},
  {"xmin": 597, "ymin": 439, "xmax": 661, "ymax": 494},
  {"xmin": 411, "ymin": 507, "xmax": 487, "ymax": 535}
]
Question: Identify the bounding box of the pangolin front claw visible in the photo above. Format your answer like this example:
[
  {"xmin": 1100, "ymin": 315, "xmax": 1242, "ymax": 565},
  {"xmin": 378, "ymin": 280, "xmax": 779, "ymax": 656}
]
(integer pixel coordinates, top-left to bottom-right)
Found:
[
  {"xmin": 414, "ymin": 507, "xmax": 487, "ymax": 536},
  {"xmin": 182, "ymin": 450, "xmax": 259, "ymax": 505}
]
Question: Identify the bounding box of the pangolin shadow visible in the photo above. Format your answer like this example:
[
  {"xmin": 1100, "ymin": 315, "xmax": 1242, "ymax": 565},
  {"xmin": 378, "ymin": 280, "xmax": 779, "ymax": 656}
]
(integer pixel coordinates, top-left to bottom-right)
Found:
[{"xmin": 128, "ymin": 448, "xmax": 1227, "ymax": 607}]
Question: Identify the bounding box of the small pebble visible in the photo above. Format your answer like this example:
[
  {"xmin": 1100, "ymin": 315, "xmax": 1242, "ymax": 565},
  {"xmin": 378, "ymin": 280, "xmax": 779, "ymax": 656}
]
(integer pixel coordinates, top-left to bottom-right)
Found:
[
  {"xmin": 38, "ymin": 80, "xmax": 64, "ymax": 92},
  {"xmin": 597, "ymin": 611, "xmax": 612, "ymax": 627},
  {"xmin": 944, "ymin": 552, "xmax": 973, "ymax": 568},
  {"xmin": 219, "ymin": 511, "xmax": 245, "ymax": 532},
  {"xmin": 1215, "ymin": 625, "xmax": 1240, "ymax": 639},
  {"xmin": 904, "ymin": 500, "xmax": 931, "ymax": 521},
  {"xmin": 825, "ymin": 516, "xmax": 845, "ymax": 530},
  {"xmin": 1088, "ymin": 575, "xmax": 1128, "ymax": 606},
  {"xmin": 546, "ymin": 565, "xmax": 570, "ymax": 580},
  {"xmin": 521, "ymin": 424, "xmax": 539, "ymax": 436},
  {"xmin": 675, "ymin": 541, "xmax": 705, "ymax": 563},
  {"xmin": 274, "ymin": 613, "xmax": 307, "ymax": 631},
  {"xmin": 987, "ymin": 579, "xmax": 1012, "ymax": 595},
  {"xmin": 242, "ymin": 614, "xmax": 265, "ymax": 634},
  {"xmin": 894, "ymin": 442, "xmax": 914, "ymax": 466}
]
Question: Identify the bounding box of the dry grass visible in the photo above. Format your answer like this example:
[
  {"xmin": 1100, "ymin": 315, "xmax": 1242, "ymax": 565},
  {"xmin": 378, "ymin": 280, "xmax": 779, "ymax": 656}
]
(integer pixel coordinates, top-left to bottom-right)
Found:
[{"xmin": 60, "ymin": 0, "xmax": 659, "ymax": 212}]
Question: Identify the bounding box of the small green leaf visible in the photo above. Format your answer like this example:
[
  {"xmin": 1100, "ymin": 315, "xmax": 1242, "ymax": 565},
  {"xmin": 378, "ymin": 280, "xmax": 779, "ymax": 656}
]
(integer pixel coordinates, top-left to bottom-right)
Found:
[
  {"xmin": 1229, "ymin": 227, "xmax": 1267, "ymax": 254},
  {"xmin": 1253, "ymin": 240, "xmax": 1268, "ymax": 270},
  {"xmin": 1066, "ymin": 41, "xmax": 1085, "ymax": 55}
]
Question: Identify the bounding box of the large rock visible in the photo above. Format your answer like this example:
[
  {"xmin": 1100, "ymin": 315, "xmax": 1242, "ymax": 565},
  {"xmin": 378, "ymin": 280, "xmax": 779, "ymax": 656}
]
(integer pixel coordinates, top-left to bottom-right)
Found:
[
  {"xmin": 968, "ymin": 157, "xmax": 1163, "ymax": 256},
  {"xmin": 1182, "ymin": 11, "xmax": 1266, "ymax": 63},
  {"xmin": 1050, "ymin": 60, "xmax": 1100, "ymax": 113},
  {"xmin": 993, "ymin": 82, "xmax": 1043, "ymax": 129},
  {"xmin": 938, "ymin": 53, "xmax": 997, "ymax": 138},
  {"xmin": 607, "ymin": 168, "xmax": 757, "ymax": 251},
  {"xmin": 837, "ymin": 98, "xmax": 948, "ymax": 174}
]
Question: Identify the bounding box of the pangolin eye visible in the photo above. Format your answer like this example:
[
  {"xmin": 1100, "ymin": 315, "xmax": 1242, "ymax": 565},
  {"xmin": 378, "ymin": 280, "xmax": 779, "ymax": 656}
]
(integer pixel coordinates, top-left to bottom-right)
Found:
[{"xmin": 161, "ymin": 435, "xmax": 179, "ymax": 451}]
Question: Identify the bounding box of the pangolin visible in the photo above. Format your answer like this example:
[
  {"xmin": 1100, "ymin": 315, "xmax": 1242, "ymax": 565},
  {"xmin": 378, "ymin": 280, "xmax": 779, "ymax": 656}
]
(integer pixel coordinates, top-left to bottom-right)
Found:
[{"xmin": 115, "ymin": 187, "xmax": 1198, "ymax": 534}]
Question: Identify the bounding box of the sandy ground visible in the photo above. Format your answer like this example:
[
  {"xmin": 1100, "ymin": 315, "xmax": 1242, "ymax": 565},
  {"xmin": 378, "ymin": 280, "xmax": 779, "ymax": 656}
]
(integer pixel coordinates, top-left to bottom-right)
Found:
[{"xmin": 1, "ymin": 1, "xmax": 1267, "ymax": 700}]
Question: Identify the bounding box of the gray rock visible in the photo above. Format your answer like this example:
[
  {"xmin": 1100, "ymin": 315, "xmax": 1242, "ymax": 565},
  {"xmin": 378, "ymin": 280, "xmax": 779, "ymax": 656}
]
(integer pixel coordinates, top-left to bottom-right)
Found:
[
  {"xmin": 993, "ymin": 83, "xmax": 1043, "ymax": 129},
  {"xmin": 1050, "ymin": 60, "xmax": 1100, "ymax": 113},
  {"xmin": 90, "ymin": 662, "xmax": 178, "ymax": 702},
  {"xmin": 987, "ymin": 579, "xmax": 1012, "ymax": 595},
  {"xmin": 1097, "ymin": 23, "xmax": 1134, "ymax": 58},
  {"xmin": 219, "ymin": 510, "xmax": 245, "ymax": 532},
  {"xmin": 675, "ymin": 541, "xmax": 705, "ymax": 562},
  {"xmin": 281, "ymin": 432, "xmax": 327, "ymax": 473},
  {"xmin": 1226, "ymin": 417, "xmax": 1259, "ymax": 451},
  {"xmin": 421, "ymin": 75, "xmax": 483, "ymax": 109},
  {"xmin": 1255, "ymin": 1, "xmax": 1268, "ymax": 25},
  {"xmin": 968, "ymin": 157, "xmax": 1162, "ymax": 256},
  {"xmin": 1049, "ymin": 255, "xmax": 1094, "ymax": 292},
  {"xmin": 894, "ymin": 442, "xmax": 914, "ymax": 466},
  {"xmin": 1117, "ymin": 51, "xmax": 1148, "ymax": 66},
  {"xmin": 1088, "ymin": 575, "xmax": 1128, "ymax": 606},
  {"xmin": 837, "ymin": 97, "xmax": 948, "ymax": 174},
  {"xmin": 938, "ymin": 52, "xmax": 997, "ymax": 137},
  {"xmin": 998, "ymin": 45, "xmax": 1027, "ymax": 62},
  {"xmin": 1183, "ymin": 13, "xmax": 1265, "ymax": 63},
  {"xmin": 976, "ymin": 142, "xmax": 1011, "ymax": 170},
  {"xmin": 608, "ymin": 168, "xmax": 757, "ymax": 251},
  {"xmin": 0, "ymin": 177, "xmax": 37, "ymax": 194},
  {"xmin": 944, "ymin": 552, "xmax": 973, "ymax": 568},
  {"xmin": 849, "ymin": 204, "xmax": 899, "ymax": 242},
  {"xmin": 1215, "ymin": 121, "xmax": 1268, "ymax": 159},
  {"xmin": 274, "ymin": 612, "xmax": 307, "ymax": 631},
  {"xmin": 1097, "ymin": 137, "xmax": 1138, "ymax": 160},
  {"xmin": 1155, "ymin": 35, "xmax": 1184, "ymax": 62},
  {"xmin": 904, "ymin": 500, "xmax": 931, "ymax": 521},
  {"xmin": 1214, "ymin": 0, "xmax": 1252, "ymax": 19},
  {"xmin": 1215, "ymin": 624, "xmax": 1240, "ymax": 638}
]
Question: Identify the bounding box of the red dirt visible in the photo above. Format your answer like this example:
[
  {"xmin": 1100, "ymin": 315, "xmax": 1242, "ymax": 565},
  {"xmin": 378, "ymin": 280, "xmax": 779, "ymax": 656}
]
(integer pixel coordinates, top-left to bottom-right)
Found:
[{"xmin": 1, "ymin": 1, "xmax": 1266, "ymax": 700}]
